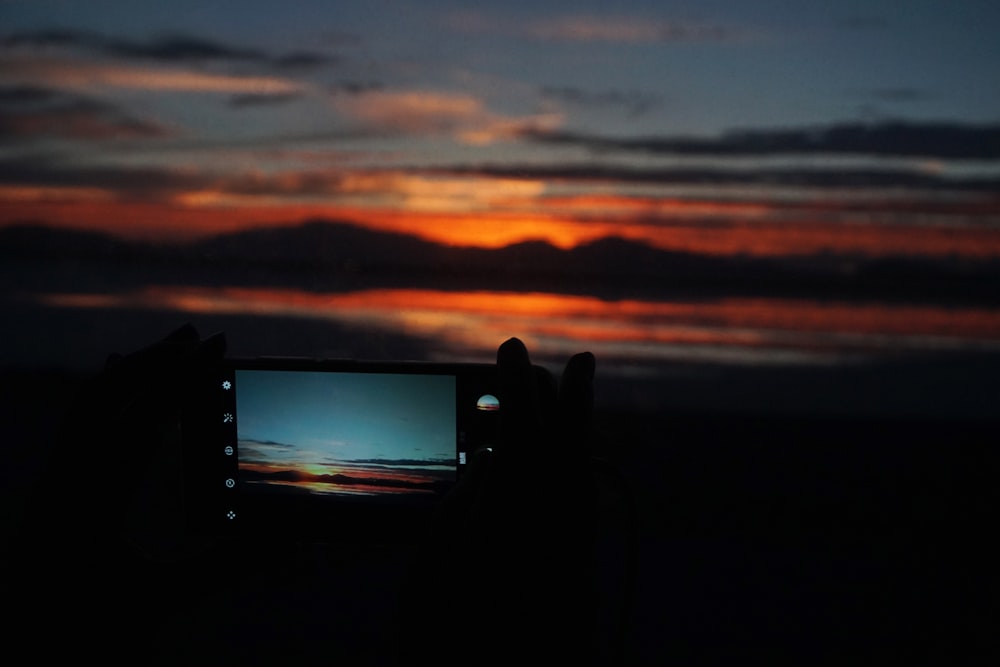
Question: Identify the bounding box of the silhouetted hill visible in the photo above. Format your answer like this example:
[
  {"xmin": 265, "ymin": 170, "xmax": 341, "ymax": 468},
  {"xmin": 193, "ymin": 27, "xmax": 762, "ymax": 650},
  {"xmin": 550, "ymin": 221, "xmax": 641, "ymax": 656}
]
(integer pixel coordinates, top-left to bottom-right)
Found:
[
  {"xmin": 3, "ymin": 219, "xmax": 999, "ymax": 304},
  {"xmin": 192, "ymin": 220, "xmax": 445, "ymax": 269},
  {"xmin": 0, "ymin": 222, "xmax": 140, "ymax": 258}
]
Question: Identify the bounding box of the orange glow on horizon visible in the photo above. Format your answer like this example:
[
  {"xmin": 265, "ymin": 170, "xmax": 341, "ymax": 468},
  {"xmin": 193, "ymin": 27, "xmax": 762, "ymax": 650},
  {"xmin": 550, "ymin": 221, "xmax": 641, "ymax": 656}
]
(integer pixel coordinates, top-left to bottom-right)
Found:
[
  {"xmin": 4, "ymin": 191, "xmax": 1000, "ymax": 258},
  {"xmin": 238, "ymin": 460, "xmax": 444, "ymax": 496}
]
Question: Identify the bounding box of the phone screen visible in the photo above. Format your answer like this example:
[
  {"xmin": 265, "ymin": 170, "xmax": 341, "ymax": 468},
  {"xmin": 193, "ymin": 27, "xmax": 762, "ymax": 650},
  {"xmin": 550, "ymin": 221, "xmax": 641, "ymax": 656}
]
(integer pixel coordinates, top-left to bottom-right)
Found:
[
  {"xmin": 232, "ymin": 368, "xmax": 459, "ymax": 500},
  {"xmin": 186, "ymin": 359, "xmax": 500, "ymax": 537}
]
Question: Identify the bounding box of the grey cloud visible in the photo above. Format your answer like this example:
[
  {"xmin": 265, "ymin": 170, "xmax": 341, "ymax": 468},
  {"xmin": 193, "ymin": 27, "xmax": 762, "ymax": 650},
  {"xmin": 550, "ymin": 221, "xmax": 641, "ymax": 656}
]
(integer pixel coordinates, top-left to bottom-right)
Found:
[
  {"xmin": 228, "ymin": 92, "xmax": 304, "ymax": 108},
  {"xmin": 432, "ymin": 162, "xmax": 1000, "ymax": 193},
  {"xmin": 518, "ymin": 120, "xmax": 1000, "ymax": 160},
  {"xmin": 851, "ymin": 87, "xmax": 937, "ymax": 103},
  {"xmin": 0, "ymin": 85, "xmax": 170, "ymax": 142},
  {"xmin": 3, "ymin": 28, "xmax": 337, "ymax": 69},
  {"xmin": 0, "ymin": 156, "xmax": 206, "ymax": 198},
  {"xmin": 540, "ymin": 86, "xmax": 663, "ymax": 117},
  {"xmin": 329, "ymin": 81, "xmax": 384, "ymax": 96},
  {"xmin": 0, "ymin": 155, "xmax": 350, "ymax": 200}
]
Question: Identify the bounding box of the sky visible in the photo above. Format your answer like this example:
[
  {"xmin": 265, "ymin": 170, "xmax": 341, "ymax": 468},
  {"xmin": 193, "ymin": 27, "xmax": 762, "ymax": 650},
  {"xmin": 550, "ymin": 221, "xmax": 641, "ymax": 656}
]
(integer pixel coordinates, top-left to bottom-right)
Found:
[
  {"xmin": 2, "ymin": 1, "xmax": 1000, "ymax": 400},
  {"xmin": 1, "ymin": 0, "xmax": 998, "ymax": 250},
  {"xmin": 232, "ymin": 368, "xmax": 457, "ymax": 496}
]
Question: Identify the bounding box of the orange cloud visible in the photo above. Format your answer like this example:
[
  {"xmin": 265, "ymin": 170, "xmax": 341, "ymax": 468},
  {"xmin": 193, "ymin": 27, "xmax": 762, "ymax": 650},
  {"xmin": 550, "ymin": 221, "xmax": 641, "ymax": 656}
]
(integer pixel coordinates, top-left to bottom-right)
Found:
[
  {"xmin": 0, "ymin": 56, "xmax": 303, "ymax": 94},
  {"xmin": 332, "ymin": 89, "xmax": 562, "ymax": 144},
  {"xmin": 448, "ymin": 12, "xmax": 733, "ymax": 43},
  {"xmin": 333, "ymin": 90, "xmax": 482, "ymax": 132}
]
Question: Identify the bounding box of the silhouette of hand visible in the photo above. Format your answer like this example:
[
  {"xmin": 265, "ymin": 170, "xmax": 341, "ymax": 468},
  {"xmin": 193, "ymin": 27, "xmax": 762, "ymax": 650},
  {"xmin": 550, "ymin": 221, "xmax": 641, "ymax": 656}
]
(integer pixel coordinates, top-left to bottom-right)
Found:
[
  {"xmin": 405, "ymin": 337, "xmax": 600, "ymax": 664},
  {"xmin": 9, "ymin": 324, "xmax": 227, "ymax": 660},
  {"xmin": 19, "ymin": 323, "xmax": 225, "ymax": 562}
]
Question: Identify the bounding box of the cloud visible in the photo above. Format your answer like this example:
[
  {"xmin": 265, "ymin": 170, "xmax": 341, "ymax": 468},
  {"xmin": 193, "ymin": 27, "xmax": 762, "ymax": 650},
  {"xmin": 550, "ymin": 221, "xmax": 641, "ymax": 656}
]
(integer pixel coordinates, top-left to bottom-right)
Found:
[
  {"xmin": 519, "ymin": 121, "xmax": 1000, "ymax": 160},
  {"xmin": 3, "ymin": 28, "xmax": 336, "ymax": 69},
  {"xmin": 0, "ymin": 149, "xmax": 546, "ymax": 214},
  {"xmin": 0, "ymin": 56, "xmax": 304, "ymax": 94},
  {"xmin": 329, "ymin": 80, "xmax": 384, "ymax": 95},
  {"xmin": 0, "ymin": 84, "xmax": 170, "ymax": 141},
  {"xmin": 331, "ymin": 89, "xmax": 562, "ymax": 144},
  {"xmin": 345, "ymin": 458, "xmax": 454, "ymax": 467},
  {"xmin": 525, "ymin": 15, "xmax": 732, "ymax": 43},
  {"xmin": 228, "ymin": 92, "xmax": 303, "ymax": 108},
  {"xmin": 0, "ymin": 155, "xmax": 208, "ymax": 200},
  {"xmin": 540, "ymin": 85, "xmax": 663, "ymax": 117},
  {"xmin": 447, "ymin": 11, "xmax": 735, "ymax": 43},
  {"xmin": 333, "ymin": 90, "xmax": 481, "ymax": 133},
  {"xmin": 0, "ymin": 157, "xmax": 368, "ymax": 204},
  {"xmin": 850, "ymin": 87, "xmax": 937, "ymax": 103},
  {"xmin": 434, "ymin": 162, "xmax": 1000, "ymax": 194}
]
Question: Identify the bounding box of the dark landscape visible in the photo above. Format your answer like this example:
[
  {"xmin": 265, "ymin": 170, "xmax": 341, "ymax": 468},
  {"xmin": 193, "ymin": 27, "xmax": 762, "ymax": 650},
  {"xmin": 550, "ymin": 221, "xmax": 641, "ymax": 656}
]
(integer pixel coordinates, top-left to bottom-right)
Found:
[
  {"xmin": 2, "ymin": 219, "xmax": 996, "ymax": 664},
  {"xmin": 3, "ymin": 220, "xmax": 1000, "ymax": 304}
]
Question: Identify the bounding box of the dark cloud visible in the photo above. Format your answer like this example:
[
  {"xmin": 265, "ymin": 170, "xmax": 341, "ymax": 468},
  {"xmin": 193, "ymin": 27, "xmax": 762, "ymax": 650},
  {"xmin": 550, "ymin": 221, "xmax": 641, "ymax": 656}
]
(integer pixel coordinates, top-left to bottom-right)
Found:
[
  {"xmin": 345, "ymin": 458, "xmax": 454, "ymax": 467},
  {"xmin": 3, "ymin": 28, "xmax": 336, "ymax": 69},
  {"xmin": 329, "ymin": 81, "xmax": 384, "ymax": 96},
  {"xmin": 0, "ymin": 85, "xmax": 58, "ymax": 104},
  {"xmin": 2, "ymin": 28, "xmax": 84, "ymax": 49},
  {"xmin": 273, "ymin": 52, "xmax": 340, "ymax": 69},
  {"xmin": 229, "ymin": 92, "xmax": 304, "ymax": 108},
  {"xmin": 848, "ymin": 88, "xmax": 938, "ymax": 106},
  {"xmin": 0, "ymin": 155, "xmax": 349, "ymax": 200},
  {"xmin": 450, "ymin": 13, "xmax": 738, "ymax": 44},
  {"xmin": 519, "ymin": 121, "xmax": 1000, "ymax": 160},
  {"xmin": 540, "ymin": 85, "xmax": 662, "ymax": 117},
  {"xmin": 0, "ymin": 155, "xmax": 206, "ymax": 199},
  {"xmin": 240, "ymin": 438, "xmax": 296, "ymax": 450},
  {"xmin": 0, "ymin": 85, "xmax": 170, "ymax": 142},
  {"xmin": 104, "ymin": 34, "xmax": 268, "ymax": 62},
  {"xmin": 433, "ymin": 162, "xmax": 1000, "ymax": 193}
]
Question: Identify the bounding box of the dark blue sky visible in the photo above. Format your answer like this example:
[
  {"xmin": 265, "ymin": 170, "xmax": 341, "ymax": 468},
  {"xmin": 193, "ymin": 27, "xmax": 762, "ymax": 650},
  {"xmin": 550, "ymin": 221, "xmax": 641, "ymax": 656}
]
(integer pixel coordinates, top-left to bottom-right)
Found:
[{"xmin": 5, "ymin": 0, "xmax": 998, "ymax": 137}]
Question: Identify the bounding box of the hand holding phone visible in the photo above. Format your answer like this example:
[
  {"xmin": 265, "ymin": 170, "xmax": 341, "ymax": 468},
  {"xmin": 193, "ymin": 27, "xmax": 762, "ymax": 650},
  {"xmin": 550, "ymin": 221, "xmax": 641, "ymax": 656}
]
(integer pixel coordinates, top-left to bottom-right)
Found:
[
  {"xmin": 183, "ymin": 354, "xmax": 505, "ymax": 538},
  {"xmin": 401, "ymin": 337, "xmax": 601, "ymax": 663}
]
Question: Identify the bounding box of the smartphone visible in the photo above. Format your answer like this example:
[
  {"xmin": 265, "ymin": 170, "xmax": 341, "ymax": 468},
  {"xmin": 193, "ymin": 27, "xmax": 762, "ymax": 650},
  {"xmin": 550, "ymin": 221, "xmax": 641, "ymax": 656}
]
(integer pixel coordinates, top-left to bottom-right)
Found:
[{"xmin": 182, "ymin": 357, "xmax": 501, "ymax": 538}]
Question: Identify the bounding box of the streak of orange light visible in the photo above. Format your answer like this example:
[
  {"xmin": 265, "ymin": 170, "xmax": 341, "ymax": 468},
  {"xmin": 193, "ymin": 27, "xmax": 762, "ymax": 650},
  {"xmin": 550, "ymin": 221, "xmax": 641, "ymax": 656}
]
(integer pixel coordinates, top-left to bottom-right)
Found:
[
  {"xmin": 241, "ymin": 461, "xmax": 438, "ymax": 485},
  {"xmin": 5, "ymin": 193, "xmax": 1000, "ymax": 258},
  {"xmin": 536, "ymin": 193, "xmax": 775, "ymax": 217},
  {"xmin": 85, "ymin": 286, "xmax": 1000, "ymax": 340}
]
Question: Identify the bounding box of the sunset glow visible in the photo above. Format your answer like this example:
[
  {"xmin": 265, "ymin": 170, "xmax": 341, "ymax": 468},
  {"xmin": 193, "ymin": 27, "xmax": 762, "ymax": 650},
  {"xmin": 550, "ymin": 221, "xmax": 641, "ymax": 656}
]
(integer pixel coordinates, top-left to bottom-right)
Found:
[{"xmin": 3, "ymin": 1, "xmax": 999, "ymax": 380}]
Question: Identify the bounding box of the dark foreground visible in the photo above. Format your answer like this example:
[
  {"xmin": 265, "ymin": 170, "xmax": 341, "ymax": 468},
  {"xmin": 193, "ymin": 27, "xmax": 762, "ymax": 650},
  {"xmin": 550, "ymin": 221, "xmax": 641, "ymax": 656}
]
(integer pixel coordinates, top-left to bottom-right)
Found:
[{"xmin": 1, "ymin": 368, "xmax": 995, "ymax": 665}]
